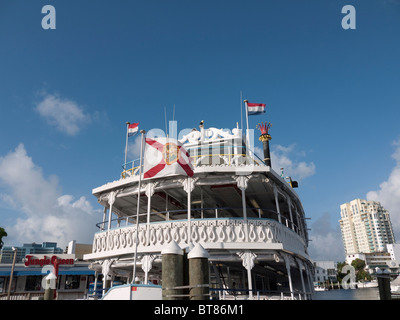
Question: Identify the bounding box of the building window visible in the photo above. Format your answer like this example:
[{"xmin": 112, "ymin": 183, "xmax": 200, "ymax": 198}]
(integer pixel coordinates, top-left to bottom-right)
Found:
[
  {"xmin": 64, "ymin": 275, "xmax": 80, "ymax": 290},
  {"xmin": 0, "ymin": 277, "xmax": 5, "ymax": 293},
  {"xmin": 25, "ymin": 276, "xmax": 43, "ymax": 291}
]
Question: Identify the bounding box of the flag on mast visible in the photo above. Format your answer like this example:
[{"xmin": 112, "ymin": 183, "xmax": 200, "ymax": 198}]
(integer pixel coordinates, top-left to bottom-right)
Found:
[
  {"xmin": 143, "ymin": 137, "xmax": 194, "ymax": 179},
  {"xmin": 128, "ymin": 123, "xmax": 139, "ymax": 137},
  {"xmin": 124, "ymin": 122, "xmax": 140, "ymax": 170},
  {"xmin": 247, "ymin": 102, "xmax": 266, "ymax": 115}
]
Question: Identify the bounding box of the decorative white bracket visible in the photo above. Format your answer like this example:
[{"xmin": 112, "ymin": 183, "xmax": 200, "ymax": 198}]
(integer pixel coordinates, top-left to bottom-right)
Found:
[
  {"xmin": 237, "ymin": 251, "xmax": 257, "ymax": 271},
  {"xmin": 234, "ymin": 175, "xmax": 251, "ymax": 191},
  {"xmin": 141, "ymin": 254, "xmax": 157, "ymax": 284},
  {"xmin": 108, "ymin": 190, "xmax": 118, "ymax": 206},
  {"xmin": 141, "ymin": 254, "xmax": 157, "ymax": 273},
  {"xmin": 182, "ymin": 176, "xmax": 198, "ymax": 193},
  {"xmin": 101, "ymin": 258, "xmax": 116, "ymax": 280},
  {"xmin": 145, "ymin": 182, "xmax": 157, "ymax": 198}
]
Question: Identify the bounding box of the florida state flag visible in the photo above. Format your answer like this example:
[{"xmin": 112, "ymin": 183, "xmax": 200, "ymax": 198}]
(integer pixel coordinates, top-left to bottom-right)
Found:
[{"xmin": 143, "ymin": 137, "xmax": 194, "ymax": 179}]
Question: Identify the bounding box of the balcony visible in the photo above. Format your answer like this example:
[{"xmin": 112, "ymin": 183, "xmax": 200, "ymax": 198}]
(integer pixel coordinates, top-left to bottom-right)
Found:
[{"xmin": 86, "ymin": 215, "xmax": 308, "ymax": 261}]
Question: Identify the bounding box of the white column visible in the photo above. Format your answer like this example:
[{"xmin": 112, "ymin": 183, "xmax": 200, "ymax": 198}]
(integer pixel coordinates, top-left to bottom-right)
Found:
[
  {"xmin": 237, "ymin": 251, "xmax": 256, "ymax": 300},
  {"xmin": 295, "ymin": 205, "xmax": 305, "ymax": 238},
  {"xmin": 305, "ymin": 263, "xmax": 315, "ymax": 299},
  {"xmin": 235, "ymin": 175, "xmax": 250, "ymax": 242},
  {"xmin": 107, "ymin": 191, "xmax": 117, "ymax": 231},
  {"xmin": 296, "ymin": 258, "xmax": 307, "ymax": 300},
  {"xmin": 145, "ymin": 183, "xmax": 155, "ymax": 246},
  {"xmin": 165, "ymin": 192, "xmax": 169, "ymax": 220},
  {"xmin": 183, "ymin": 177, "xmax": 196, "ymax": 244},
  {"xmin": 141, "ymin": 254, "xmax": 156, "ymax": 284},
  {"xmin": 273, "ymin": 185, "xmax": 282, "ymax": 224},
  {"xmin": 93, "ymin": 271, "xmax": 98, "ymax": 297},
  {"xmin": 102, "ymin": 207, "xmax": 107, "ymax": 230},
  {"xmin": 200, "ymin": 188, "xmax": 204, "ymax": 219},
  {"xmin": 101, "ymin": 259, "xmax": 115, "ymax": 291},
  {"xmin": 283, "ymin": 254, "xmax": 294, "ymax": 300},
  {"xmin": 132, "ymin": 130, "xmax": 146, "ymax": 282},
  {"xmin": 287, "ymin": 197, "xmax": 295, "ymax": 231},
  {"xmin": 188, "ymin": 179, "xmax": 192, "ymax": 241}
]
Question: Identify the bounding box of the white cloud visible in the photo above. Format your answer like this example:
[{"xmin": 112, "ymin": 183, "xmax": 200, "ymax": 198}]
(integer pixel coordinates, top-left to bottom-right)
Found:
[
  {"xmin": 255, "ymin": 143, "xmax": 316, "ymax": 180},
  {"xmin": 127, "ymin": 135, "xmax": 143, "ymax": 160},
  {"xmin": 366, "ymin": 139, "xmax": 400, "ymax": 240},
  {"xmin": 35, "ymin": 93, "xmax": 91, "ymax": 136},
  {"xmin": 0, "ymin": 144, "xmax": 99, "ymax": 247},
  {"xmin": 308, "ymin": 212, "xmax": 344, "ymax": 262}
]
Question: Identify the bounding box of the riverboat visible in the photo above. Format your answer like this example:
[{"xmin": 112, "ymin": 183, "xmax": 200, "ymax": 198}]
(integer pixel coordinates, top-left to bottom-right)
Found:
[{"xmin": 84, "ymin": 114, "xmax": 314, "ymax": 300}]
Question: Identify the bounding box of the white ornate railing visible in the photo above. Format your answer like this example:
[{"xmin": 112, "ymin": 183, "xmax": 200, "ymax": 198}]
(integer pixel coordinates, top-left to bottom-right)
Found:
[{"xmin": 91, "ymin": 218, "xmax": 308, "ymax": 259}]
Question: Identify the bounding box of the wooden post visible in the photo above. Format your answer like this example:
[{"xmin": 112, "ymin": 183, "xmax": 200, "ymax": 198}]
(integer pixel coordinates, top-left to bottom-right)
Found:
[
  {"xmin": 376, "ymin": 268, "xmax": 391, "ymax": 300},
  {"xmin": 188, "ymin": 243, "xmax": 209, "ymax": 300},
  {"xmin": 161, "ymin": 241, "xmax": 183, "ymax": 300}
]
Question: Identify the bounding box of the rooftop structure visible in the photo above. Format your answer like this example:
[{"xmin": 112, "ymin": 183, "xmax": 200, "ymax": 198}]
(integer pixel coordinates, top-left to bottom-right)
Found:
[{"xmin": 0, "ymin": 242, "xmax": 63, "ymax": 264}]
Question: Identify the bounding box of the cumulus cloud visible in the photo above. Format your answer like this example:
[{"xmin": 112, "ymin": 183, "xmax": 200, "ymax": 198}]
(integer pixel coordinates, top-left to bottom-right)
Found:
[
  {"xmin": 35, "ymin": 93, "xmax": 91, "ymax": 136},
  {"xmin": 271, "ymin": 144, "xmax": 316, "ymax": 180},
  {"xmin": 366, "ymin": 139, "xmax": 400, "ymax": 240},
  {"xmin": 0, "ymin": 144, "xmax": 99, "ymax": 247},
  {"xmin": 127, "ymin": 135, "xmax": 143, "ymax": 160},
  {"xmin": 308, "ymin": 212, "xmax": 344, "ymax": 262},
  {"xmin": 255, "ymin": 143, "xmax": 316, "ymax": 180}
]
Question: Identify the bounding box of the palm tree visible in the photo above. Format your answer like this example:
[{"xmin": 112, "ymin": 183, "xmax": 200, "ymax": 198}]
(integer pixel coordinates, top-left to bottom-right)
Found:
[{"xmin": 0, "ymin": 227, "xmax": 7, "ymax": 250}]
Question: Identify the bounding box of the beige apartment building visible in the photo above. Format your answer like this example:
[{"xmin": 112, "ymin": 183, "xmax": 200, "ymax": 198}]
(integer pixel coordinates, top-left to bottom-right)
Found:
[{"xmin": 339, "ymin": 199, "xmax": 395, "ymax": 255}]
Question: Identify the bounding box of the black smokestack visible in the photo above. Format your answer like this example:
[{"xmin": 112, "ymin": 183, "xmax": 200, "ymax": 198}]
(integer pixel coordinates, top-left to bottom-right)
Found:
[{"xmin": 257, "ymin": 122, "xmax": 272, "ymax": 167}]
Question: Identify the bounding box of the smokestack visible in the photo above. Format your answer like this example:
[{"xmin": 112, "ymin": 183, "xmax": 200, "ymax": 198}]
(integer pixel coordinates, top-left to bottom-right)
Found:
[{"xmin": 257, "ymin": 122, "xmax": 272, "ymax": 167}]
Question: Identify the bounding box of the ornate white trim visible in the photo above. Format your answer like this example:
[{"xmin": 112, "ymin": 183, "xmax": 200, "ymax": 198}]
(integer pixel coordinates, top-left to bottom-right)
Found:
[{"xmin": 91, "ymin": 218, "xmax": 308, "ymax": 260}]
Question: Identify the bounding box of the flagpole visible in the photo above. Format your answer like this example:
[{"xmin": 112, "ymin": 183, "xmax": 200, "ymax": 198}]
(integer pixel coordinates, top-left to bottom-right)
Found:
[
  {"xmin": 244, "ymin": 99, "xmax": 249, "ymax": 134},
  {"xmin": 244, "ymin": 99, "xmax": 249, "ymax": 148},
  {"xmin": 132, "ymin": 129, "xmax": 145, "ymax": 283},
  {"xmin": 240, "ymin": 91, "xmax": 243, "ymax": 130},
  {"xmin": 124, "ymin": 122, "xmax": 130, "ymax": 171}
]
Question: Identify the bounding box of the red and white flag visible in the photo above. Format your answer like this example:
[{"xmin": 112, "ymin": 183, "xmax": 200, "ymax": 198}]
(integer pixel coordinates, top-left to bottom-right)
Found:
[
  {"xmin": 128, "ymin": 123, "xmax": 139, "ymax": 137},
  {"xmin": 143, "ymin": 137, "xmax": 194, "ymax": 179},
  {"xmin": 247, "ymin": 102, "xmax": 266, "ymax": 115}
]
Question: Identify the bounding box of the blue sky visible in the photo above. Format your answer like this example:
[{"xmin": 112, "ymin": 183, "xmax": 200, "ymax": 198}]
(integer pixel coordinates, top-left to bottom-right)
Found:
[{"xmin": 0, "ymin": 0, "xmax": 400, "ymax": 261}]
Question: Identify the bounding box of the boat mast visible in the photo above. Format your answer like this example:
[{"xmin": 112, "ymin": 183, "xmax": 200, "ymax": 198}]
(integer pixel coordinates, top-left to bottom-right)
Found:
[{"xmin": 132, "ymin": 130, "xmax": 146, "ymax": 283}]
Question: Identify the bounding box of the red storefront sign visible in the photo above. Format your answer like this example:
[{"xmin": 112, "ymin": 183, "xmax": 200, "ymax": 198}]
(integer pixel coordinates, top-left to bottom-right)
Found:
[{"xmin": 24, "ymin": 254, "xmax": 75, "ymax": 267}]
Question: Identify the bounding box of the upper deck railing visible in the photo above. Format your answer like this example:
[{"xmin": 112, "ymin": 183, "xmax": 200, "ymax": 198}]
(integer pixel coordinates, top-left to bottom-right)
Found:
[
  {"xmin": 121, "ymin": 145, "xmax": 265, "ymax": 179},
  {"xmin": 90, "ymin": 214, "xmax": 308, "ymax": 260},
  {"xmin": 95, "ymin": 206, "xmax": 304, "ymax": 239}
]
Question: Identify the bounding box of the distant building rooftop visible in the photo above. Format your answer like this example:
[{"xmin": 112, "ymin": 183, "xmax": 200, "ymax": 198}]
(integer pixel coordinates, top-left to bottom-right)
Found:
[{"xmin": 0, "ymin": 242, "xmax": 63, "ymax": 264}]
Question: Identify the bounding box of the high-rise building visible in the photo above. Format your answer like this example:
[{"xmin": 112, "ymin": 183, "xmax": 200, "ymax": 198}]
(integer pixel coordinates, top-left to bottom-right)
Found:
[{"xmin": 339, "ymin": 199, "xmax": 395, "ymax": 255}]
